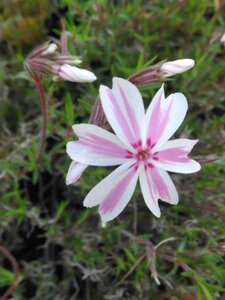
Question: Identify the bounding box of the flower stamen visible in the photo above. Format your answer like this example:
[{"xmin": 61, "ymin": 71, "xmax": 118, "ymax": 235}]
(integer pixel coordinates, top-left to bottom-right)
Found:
[{"xmin": 136, "ymin": 150, "xmax": 149, "ymax": 161}]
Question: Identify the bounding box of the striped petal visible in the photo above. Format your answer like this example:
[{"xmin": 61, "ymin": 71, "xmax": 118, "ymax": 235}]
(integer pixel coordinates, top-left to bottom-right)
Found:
[
  {"xmin": 67, "ymin": 124, "xmax": 131, "ymax": 166},
  {"xmin": 99, "ymin": 77, "xmax": 146, "ymax": 150},
  {"xmin": 84, "ymin": 162, "xmax": 139, "ymax": 222},
  {"xmin": 66, "ymin": 161, "xmax": 88, "ymax": 185},
  {"xmin": 139, "ymin": 164, "xmax": 178, "ymax": 217},
  {"xmin": 145, "ymin": 84, "xmax": 188, "ymax": 149},
  {"xmin": 152, "ymin": 139, "xmax": 201, "ymax": 174}
]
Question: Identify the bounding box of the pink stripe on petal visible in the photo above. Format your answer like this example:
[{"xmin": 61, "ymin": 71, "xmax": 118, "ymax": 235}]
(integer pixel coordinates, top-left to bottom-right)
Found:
[
  {"xmin": 84, "ymin": 162, "xmax": 139, "ymax": 222},
  {"xmin": 141, "ymin": 164, "xmax": 178, "ymax": 207},
  {"xmin": 68, "ymin": 124, "xmax": 132, "ymax": 166},
  {"xmin": 100, "ymin": 165, "xmax": 136, "ymax": 214},
  {"xmin": 151, "ymin": 139, "xmax": 201, "ymax": 174},
  {"xmin": 155, "ymin": 101, "xmax": 173, "ymax": 141},
  {"xmin": 117, "ymin": 83, "xmax": 141, "ymax": 140},
  {"xmin": 147, "ymin": 89, "xmax": 173, "ymax": 145},
  {"xmin": 145, "ymin": 167, "xmax": 157, "ymax": 202},
  {"xmin": 78, "ymin": 133, "xmax": 128, "ymax": 158},
  {"xmin": 77, "ymin": 140, "xmax": 125, "ymax": 157},
  {"xmin": 146, "ymin": 86, "xmax": 188, "ymax": 148},
  {"xmin": 157, "ymin": 147, "xmax": 189, "ymax": 163},
  {"xmin": 139, "ymin": 164, "xmax": 161, "ymax": 217},
  {"xmin": 139, "ymin": 163, "xmax": 178, "ymax": 217},
  {"xmin": 100, "ymin": 78, "xmax": 146, "ymax": 150},
  {"xmin": 148, "ymin": 166, "xmax": 169, "ymax": 199},
  {"xmin": 106, "ymin": 88, "xmax": 136, "ymax": 143}
]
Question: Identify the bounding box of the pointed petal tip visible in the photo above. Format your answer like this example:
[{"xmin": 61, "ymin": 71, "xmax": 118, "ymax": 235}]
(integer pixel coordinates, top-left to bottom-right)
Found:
[
  {"xmin": 65, "ymin": 179, "xmax": 72, "ymax": 186},
  {"xmin": 72, "ymin": 123, "xmax": 85, "ymax": 135},
  {"xmin": 99, "ymin": 211, "xmax": 112, "ymax": 223},
  {"xmin": 99, "ymin": 84, "xmax": 110, "ymax": 91},
  {"xmin": 191, "ymin": 139, "xmax": 199, "ymax": 146},
  {"xmin": 112, "ymin": 76, "xmax": 124, "ymax": 83},
  {"xmin": 171, "ymin": 197, "xmax": 179, "ymax": 206},
  {"xmin": 154, "ymin": 210, "xmax": 161, "ymax": 218},
  {"xmin": 184, "ymin": 160, "xmax": 202, "ymax": 173},
  {"xmin": 99, "ymin": 208, "xmax": 119, "ymax": 222},
  {"xmin": 83, "ymin": 200, "xmax": 91, "ymax": 208},
  {"xmin": 83, "ymin": 196, "xmax": 89, "ymax": 207},
  {"xmin": 112, "ymin": 77, "xmax": 135, "ymax": 89},
  {"xmin": 66, "ymin": 141, "xmax": 74, "ymax": 156},
  {"xmin": 66, "ymin": 161, "xmax": 88, "ymax": 185},
  {"xmin": 193, "ymin": 161, "xmax": 201, "ymax": 172}
]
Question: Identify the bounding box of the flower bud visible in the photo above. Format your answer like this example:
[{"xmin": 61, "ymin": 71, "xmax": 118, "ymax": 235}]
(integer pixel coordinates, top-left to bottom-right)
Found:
[
  {"xmin": 160, "ymin": 59, "xmax": 195, "ymax": 76},
  {"xmin": 209, "ymin": 243, "xmax": 225, "ymax": 252},
  {"xmin": 52, "ymin": 55, "xmax": 82, "ymax": 65},
  {"xmin": 59, "ymin": 64, "xmax": 97, "ymax": 83},
  {"xmin": 220, "ymin": 33, "xmax": 225, "ymax": 43},
  {"xmin": 41, "ymin": 43, "xmax": 58, "ymax": 56}
]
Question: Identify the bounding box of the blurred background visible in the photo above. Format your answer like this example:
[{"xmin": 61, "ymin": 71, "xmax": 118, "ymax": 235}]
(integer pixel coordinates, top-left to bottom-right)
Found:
[{"xmin": 0, "ymin": 0, "xmax": 225, "ymax": 299}]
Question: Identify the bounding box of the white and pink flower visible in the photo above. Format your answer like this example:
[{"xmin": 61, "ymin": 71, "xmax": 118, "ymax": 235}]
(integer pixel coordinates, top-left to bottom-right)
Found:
[{"xmin": 66, "ymin": 78, "xmax": 200, "ymax": 222}]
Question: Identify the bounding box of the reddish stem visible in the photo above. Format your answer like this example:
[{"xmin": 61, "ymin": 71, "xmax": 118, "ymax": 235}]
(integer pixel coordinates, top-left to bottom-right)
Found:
[
  {"xmin": 35, "ymin": 80, "xmax": 47, "ymax": 161},
  {"xmin": 0, "ymin": 246, "xmax": 19, "ymax": 300},
  {"xmin": 60, "ymin": 31, "xmax": 69, "ymax": 55}
]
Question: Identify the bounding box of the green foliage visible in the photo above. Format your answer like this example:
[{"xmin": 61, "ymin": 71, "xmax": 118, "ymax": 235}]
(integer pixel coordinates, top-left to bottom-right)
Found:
[
  {"xmin": 0, "ymin": 0, "xmax": 225, "ymax": 299},
  {"xmin": 0, "ymin": 267, "xmax": 14, "ymax": 287}
]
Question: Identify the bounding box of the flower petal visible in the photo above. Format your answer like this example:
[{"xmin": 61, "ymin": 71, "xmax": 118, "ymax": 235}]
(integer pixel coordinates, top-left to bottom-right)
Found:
[
  {"xmin": 139, "ymin": 164, "xmax": 179, "ymax": 217},
  {"xmin": 59, "ymin": 64, "xmax": 97, "ymax": 82},
  {"xmin": 145, "ymin": 84, "xmax": 188, "ymax": 149},
  {"xmin": 152, "ymin": 139, "xmax": 201, "ymax": 174},
  {"xmin": 99, "ymin": 77, "xmax": 146, "ymax": 150},
  {"xmin": 67, "ymin": 124, "xmax": 131, "ymax": 166},
  {"xmin": 66, "ymin": 161, "xmax": 88, "ymax": 185},
  {"xmin": 84, "ymin": 162, "xmax": 139, "ymax": 222},
  {"xmin": 139, "ymin": 164, "xmax": 161, "ymax": 217}
]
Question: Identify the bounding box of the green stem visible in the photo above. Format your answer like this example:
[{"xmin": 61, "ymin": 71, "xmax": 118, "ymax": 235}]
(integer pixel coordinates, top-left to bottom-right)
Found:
[{"xmin": 0, "ymin": 246, "xmax": 19, "ymax": 300}]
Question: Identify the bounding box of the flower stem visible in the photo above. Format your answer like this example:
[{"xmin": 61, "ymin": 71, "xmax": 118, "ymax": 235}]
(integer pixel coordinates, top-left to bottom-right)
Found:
[
  {"xmin": 60, "ymin": 30, "xmax": 69, "ymax": 55},
  {"xmin": 0, "ymin": 246, "xmax": 19, "ymax": 300},
  {"xmin": 35, "ymin": 80, "xmax": 47, "ymax": 161}
]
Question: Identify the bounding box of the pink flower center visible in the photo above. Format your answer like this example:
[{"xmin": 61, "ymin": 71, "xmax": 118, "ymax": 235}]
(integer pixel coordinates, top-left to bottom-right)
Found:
[
  {"xmin": 126, "ymin": 141, "xmax": 159, "ymax": 164},
  {"xmin": 136, "ymin": 150, "xmax": 149, "ymax": 161}
]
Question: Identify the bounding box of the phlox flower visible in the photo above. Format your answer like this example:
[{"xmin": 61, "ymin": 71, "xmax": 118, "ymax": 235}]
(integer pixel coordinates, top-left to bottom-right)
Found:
[{"xmin": 66, "ymin": 78, "xmax": 200, "ymax": 222}]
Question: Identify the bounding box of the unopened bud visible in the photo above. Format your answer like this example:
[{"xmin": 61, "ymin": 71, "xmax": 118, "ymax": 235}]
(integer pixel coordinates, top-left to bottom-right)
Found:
[
  {"xmin": 220, "ymin": 33, "xmax": 225, "ymax": 43},
  {"xmin": 52, "ymin": 55, "xmax": 82, "ymax": 66},
  {"xmin": 128, "ymin": 61, "xmax": 165, "ymax": 86},
  {"xmin": 27, "ymin": 42, "xmax": 51, "ymax": 59},
  {"xmin": 209, "ymin": 243, "xmax": 225, "ymax": 252},
  {"xmin": 59, "ymin": 64, "xmax": 97, "ymax": 83},
  {"xmin": 42, "ymin": 43, "xmax": 58, "ymax": 55},
  {"xmin": 160, "ymin": 59, "xmax": 195, "ymax": 76}
]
